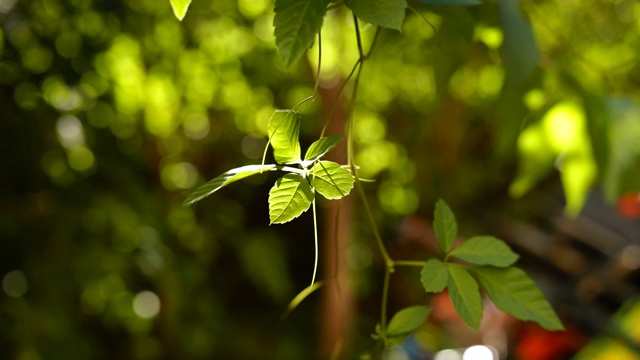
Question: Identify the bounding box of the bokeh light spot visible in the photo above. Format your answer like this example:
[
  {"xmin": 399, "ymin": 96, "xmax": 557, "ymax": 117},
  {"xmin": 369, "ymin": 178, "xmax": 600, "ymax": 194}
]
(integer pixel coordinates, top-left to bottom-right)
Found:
[
  {"xmin": 2, "ymin": 270, "xmax": 28, "ymax": 298},
  {"xmin": 68, "ymin": 147, "xmax": 95, "ymax": 172},
  {"xmin": 133, "ymin": 291, "xmax": 161, "ymax": 319}
]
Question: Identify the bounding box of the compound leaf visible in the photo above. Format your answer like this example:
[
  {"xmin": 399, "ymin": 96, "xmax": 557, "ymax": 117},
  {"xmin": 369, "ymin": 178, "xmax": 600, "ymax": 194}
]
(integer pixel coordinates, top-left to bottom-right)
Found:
[
  {"xmin": 184, "ymin": 164, "xmax": 277, "ymax": 206},
  {"xmin": 269, "ymin": 174, "xmax": 314, "ymax": 224},
  {"xmin": 309, "ymin": 161, "xmax": 354, "ymax": 200},
  {"xmin": 447, "ymin": 265, "xmax": 482, "ymax": 329},
  {"xmin": 434, "ymin": 199, "xmax": 457, "ymax": 254},
  {"xmin": 268, "ymin": 110, "xmax": 301, "ymax": 164},
  {"xmin": 420, "ymin": 259, "xmax": 449, "ymax": 293},
  {"xmin": 472, "ymin": 266, "xmax": 564, "ymax": 331},
  {"xmin": 169, "ymin": 0, "xmax": 192, "ymax": 21},
  {"xmin": 304, "ymin": 135, "xmax": 342, "ymax": 162},
  {"xmin": 344, "ymin": 0, "xmax": 407, "ymax": 31},
  {"xmin": 274, "ymin": 0, "xmax": 331, "ymax": 68},
  {"xmin": 449, "ymin": 236, "xmax": 519, "ymax": 267},
  {"xmin": 387, "ymin": 305, "xmax": 431, "ymax": 337}
]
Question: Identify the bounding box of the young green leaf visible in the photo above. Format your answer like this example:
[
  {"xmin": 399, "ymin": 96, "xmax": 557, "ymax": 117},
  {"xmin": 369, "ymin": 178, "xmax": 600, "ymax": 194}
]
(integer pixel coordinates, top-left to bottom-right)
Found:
[
  {"xmin": 269, "ymin": 174, "xmax": 314, "ymax": 224},
  {"xmin": 420, "ymin": 259, "xmax": 449, "ymax": 293},
  {"xmin": 387, "ymin": 305, "xmax": 431, "ymax": 337},
  {"xmin": 183, "ymin": 164, "xmax": 277, "ymax": 207},
  {"xmin": 472, "ymin": 266, "xmax": 564, "ymax": 331},
  {"xmin": 274, "ymin": 0, "xmax": 331, "ymax": 68},
  {"xmin": 434, "ymin": 199, "xmax": 457, "ymax": 254},
  {"xmin": 415, "ymin": 0, "xmax": 481, "ymax": 5},
  {"xmin": 449, "ymin": 236, "xmax": 519, "ymax": 267},
  {"xmin": 169, "ymin": 0, "xmax": 192, "ymax": 21},
  {"xmin": 447, "ymin": 265, "xmax": 482, "ymax": 329},
  {"xmin": 344, "ymin": 0, "xmax": 407, "ymax": 31},
  {"xmin": 304, "ymin": 135, "xmax": 342, "ymax": 162},
  {"xmin": 268, "ymin": 110, "xmax": 301, "ymax": 164},
  {"xmin": 309, "ymin": 161, "xmax": 354, "ymax": 200}
]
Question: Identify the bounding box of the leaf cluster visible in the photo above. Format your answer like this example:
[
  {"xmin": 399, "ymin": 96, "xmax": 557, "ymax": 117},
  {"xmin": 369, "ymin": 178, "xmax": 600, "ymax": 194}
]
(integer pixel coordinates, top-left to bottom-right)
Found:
[{"xmin": 184, "ymin": 109, "xmax": 354, "ymax": 225}]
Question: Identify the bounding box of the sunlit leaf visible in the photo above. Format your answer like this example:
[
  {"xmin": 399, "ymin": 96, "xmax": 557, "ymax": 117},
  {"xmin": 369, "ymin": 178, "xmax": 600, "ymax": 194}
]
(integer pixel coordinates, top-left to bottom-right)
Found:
[
  {"xmin": 269, "ymin": 174, "xmax": 314, "ymax": 224},
  {"xmin": 309, "ymin": 161, "xmax": 354, "ymax": 200},
  {"xmin": 304, "ymin": 135, "xmax": 342, "ymax": 162},
  {"xmin": 387, "ymin": 305, "xmax": 431, "ymax": 337},
  {"xmin": 472, "ymin": 266, "xmax": 564, "ymax": 331},
  {"xmin": 169, "ymin": 0, "xmax": 192, "ymax": 21},
  {"xmin": 449, "ymin": 236, "xmax": 519, "ymax": 267},
  {"xmin": 447, "ymin": 265, "xmax": 482, "ymax": 329},
  {"xmin": 268, "ymin": 110, "xmax": 301, "ymax": 164},
  {"xmin": 344, "ymin": 0, "xmax": 407, "ymax": 31},
  {"xmin": 434, "ymin": 199, "xmax": 457, "ymax": 254},
  {"xmin": 420, "ymin": 259, "xmax": 449, "ymax": 293},
  {"xmin": 274, "ymin": 0, "xmax": 331, "ymax": 68},
  {"xmin": 183, "ymin": 165, "xmax": 277, "ymax": 206},
  {"xmin": 415, "ymin": 0, "xmax": 481, "ymax": 5}
]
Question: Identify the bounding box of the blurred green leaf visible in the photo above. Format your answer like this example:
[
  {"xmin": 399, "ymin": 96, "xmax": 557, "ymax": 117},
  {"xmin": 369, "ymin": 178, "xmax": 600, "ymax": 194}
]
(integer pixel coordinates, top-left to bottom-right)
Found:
[
  {"xmin": 449, "ymin": 236, "xmax": 519, "ymax": 267},
  {"xmin": 603, "ymin": 98, "xmax": 640, "ymax": 200},
  {"xmin": 447, "ymin": 265, "xmax": 482, "ymax": 329},
  {"xmin": 269, "ymin": 174, "xmax": 314, "ymax": 224},
  {"xmin": 309, "ymin": 161, "xmax": 354, "ymax": 200},
  {"xmin": 169, "ymin": 0, "xmax": 192, "ymax": 21},
  {"xmin": 304, "ymin": 135, "xmax": 342, "ymax": 162},
  {"xmin": 499, "ymin": 0, "xmax": 539, "ymax": 87},
  {"xmin": 434, "ymin": 199, "xmax": 457, "ymax": 254},
  {"xmin": 268, "ymin": 110, "xmax": 302, "ymax": 164},
  {"xmin": 386, "ymin": 305, "xmax": 431, "ymax": 342},
  {"xmin": 420, "ymin": 259, "xmax": 449, "ymax": 293},
  {"xmin": 416, "ymin": 0, "xmax": 480, "ymax": 5},
  {"xmin": 274, "ymin": 0, "xmax": 331, "ymax": 68},
  {"xmin": 344, "ymin": 0, "xmax": 407, "ymax": 30},
  {"xmin": 184, "ymin": 165, "xmax": 277, "ymax": 206},
  {"xmin": 472, "ymin": 266, "xmax": 564, "ymax": 331}
]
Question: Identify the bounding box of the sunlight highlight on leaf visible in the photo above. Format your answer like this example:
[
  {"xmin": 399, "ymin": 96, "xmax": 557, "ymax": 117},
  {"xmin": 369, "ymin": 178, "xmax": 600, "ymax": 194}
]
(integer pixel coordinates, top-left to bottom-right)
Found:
[
  {"xmin": 169, "ymin": 0, "xmax": 192, "ymax": 21},
  {"xmin": 304, "ymin": 135, "xmax": 342, "ymax": 162},
  {"xmin": 309, "ymin": 161, "xmax": 354, "ymax": 200},
  {"xmin": 268, "ymin": 110, "xmax": 301, "ymax": 164},
  {"xmin": 269, "ymin": 174, "xmax": 314, "ymax": 224}
]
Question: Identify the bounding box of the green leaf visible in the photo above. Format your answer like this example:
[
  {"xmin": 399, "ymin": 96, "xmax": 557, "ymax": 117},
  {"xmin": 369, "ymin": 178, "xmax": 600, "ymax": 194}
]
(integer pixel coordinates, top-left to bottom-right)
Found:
[
  {"xmin": 434, "ymin": 199, "xmax": 457, "ymax": 254},
  {"xmin": 472, "ymin": 266, "xmax": 564, "ymax": 331},
  {"xmin": 268, "ymin": 110, "xmax": 301, "ymax": 164},
  {"xmin": 344, "ymin": 0, "xmax": 407, "ymax": 31},
  {"xmin": 420, "ymin": 259, "xmax": 449, "ymax": 293},
  {"xmin": 449, "ymin": 236, "xmax": 519, "ymax": 267},
  {"xmin": 269, "ymin": 174, "xmax": 314, "ymax": 224},
  {"xmin": 169, "ymin": 0, "xmax": 192, "ymax": 21},
  {"xmin": 447, "ymin": 265, "xmax": 482, "ymax": 329},
  {"xmin": 274, "ymin": 0, "xmax": 331, "ymax": 68},
  {"xmin": 183, "ymin": 164, "xmax": 277, "ymax": 207},
  {"xmin": 387, "ymin": 305, "xmax": 431, "ymax": 337},
  {"xmin": 499, "ymin": 0, "xmax": 539, "ymax": 87},
  {"xmin": 304, "ymin": 136, "xmax": 342, "ymax": 162},
  {"xmin": 309, "ymin": 161, "xmax": 354, "ymax": 200},
  {"xmin": 416, "ymin": 0, "xmax": 480, "ymax": 5}
]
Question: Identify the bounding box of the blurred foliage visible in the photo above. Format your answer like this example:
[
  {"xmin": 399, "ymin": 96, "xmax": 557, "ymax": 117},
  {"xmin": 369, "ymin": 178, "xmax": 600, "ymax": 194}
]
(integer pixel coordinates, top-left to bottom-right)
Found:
[{"xmin": 1, "ymin": 0, "xmax": 640, "ymax": 358}]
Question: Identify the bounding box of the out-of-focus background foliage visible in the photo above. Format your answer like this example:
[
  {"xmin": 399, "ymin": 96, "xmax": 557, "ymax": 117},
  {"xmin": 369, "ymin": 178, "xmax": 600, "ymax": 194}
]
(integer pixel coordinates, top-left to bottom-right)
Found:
[{"xmin": 1, "ymin": 0, "xmax": 640, "ymax": 358}]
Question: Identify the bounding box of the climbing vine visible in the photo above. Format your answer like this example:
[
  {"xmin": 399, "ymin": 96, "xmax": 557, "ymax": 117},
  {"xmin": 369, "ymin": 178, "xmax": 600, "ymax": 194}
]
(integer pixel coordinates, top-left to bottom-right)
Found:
[{"xmin": 174, "ymin": 0, "xmax": 564, "ymax": 355}]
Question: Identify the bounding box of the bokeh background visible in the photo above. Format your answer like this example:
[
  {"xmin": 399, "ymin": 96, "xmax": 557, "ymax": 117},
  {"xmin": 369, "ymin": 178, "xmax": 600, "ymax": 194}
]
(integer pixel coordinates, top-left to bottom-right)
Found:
[{"xmin": 1, "ymin": 0, "xmax": 640, "ymax": 358}]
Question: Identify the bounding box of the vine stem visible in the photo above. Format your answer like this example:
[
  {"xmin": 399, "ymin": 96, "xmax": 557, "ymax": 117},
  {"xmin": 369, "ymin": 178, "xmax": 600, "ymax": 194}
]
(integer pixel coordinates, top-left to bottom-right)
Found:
[
  {"xmin": 311, "ymin": 197, "xmax": 319, "ymax": 288},
  {"xmin": 395, "ymin": 260, "xmax": 426, "ymax": 267}
]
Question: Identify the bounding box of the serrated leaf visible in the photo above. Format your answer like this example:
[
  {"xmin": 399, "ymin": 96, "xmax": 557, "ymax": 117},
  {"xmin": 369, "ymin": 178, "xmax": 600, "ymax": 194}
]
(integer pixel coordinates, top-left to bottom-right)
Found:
[
  {"xmin": 387, "ymin": 305, "xmax": 431, "ymax": 337},
  {"xmin": 183, "ymin": 164, "xmax": 277, "ymax": 207},
  {"xmin": 269, "ymin": 174, "xmax": 314, "ymax": 224},
  {"xmin": 274, "ymin": 0, "xmax": 331, "ymax": 68},
  {"xmin": 169, "ymin": 0, "xmax": 192, "ymax": 21},
  {"xmin": 434, "ymin": 199, "xmax": 457, "ymax": 254},
  {"xmin": 304, "ymin": 136, "xmax": 342, "ymax": 162},
  {"xmin": 344, "ymin": 0, "xmax": 407, "ymax": 31},
  {"xmin": 472, "ymin": 266, "xmax": 564, "ymax": 331},
  {"xmin": 420, "ymin": 259, "xmax": 449, "ymax": 293},
  {"xmin": 309, "ymin": 161, "xmax": 355, "ymax": 200},
  {"xmin": 415, "ymin": 0, "xmax": 481, "ymax": 5},
  {"xmin": 449, "ymin": 236, "xmax": 519, "ymax": 267},
  {"xmin": 268, "ymin": 110, "xmax": 301, "ymax": 164},
  {"xmin": 447, "ymin": 265, "xmax": 482, "ymax": 329}
]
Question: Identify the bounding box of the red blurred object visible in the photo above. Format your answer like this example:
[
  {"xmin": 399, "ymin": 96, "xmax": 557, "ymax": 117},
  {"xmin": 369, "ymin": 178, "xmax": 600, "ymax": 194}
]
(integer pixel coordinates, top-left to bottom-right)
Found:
[
  {"xmin": 514, "ymin": 324, "xmax": 585, "ymax": 360},
  {"xmin": 616, "ymin": 193, "xmax": 640, "ymax": 218}
]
